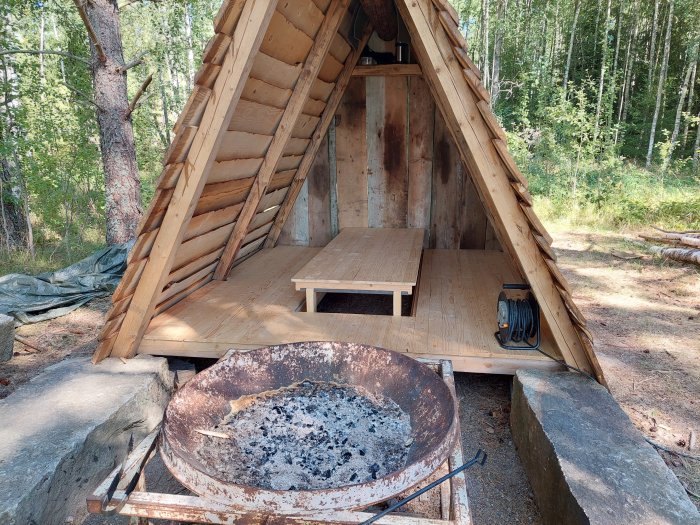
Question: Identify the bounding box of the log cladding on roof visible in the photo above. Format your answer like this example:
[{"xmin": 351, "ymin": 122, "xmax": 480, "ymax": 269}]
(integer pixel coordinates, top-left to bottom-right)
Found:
[{"xmin": 95, "ymin": 0, "xmax": 360, "ymax": 360}]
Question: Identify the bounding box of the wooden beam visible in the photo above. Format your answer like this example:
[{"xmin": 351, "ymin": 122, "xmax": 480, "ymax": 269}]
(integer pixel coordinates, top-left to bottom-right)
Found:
[
  {"xmin": 95, "ymin": 0, "xmax": 278, "ymax": 361},
  {"xmin": 351, "ymin": 64, "xmax": 422, "ymax": 77},
  {"xmin": 395, "ymin": 0, "xmax": 604, "ymax": 382},
  {"xmin": 214, "ymin": 0, "xmax": 352, "ymax": 280},
  {"xmin": 266, "ymin": 27, "xmax": 372, "ymax": 247}
]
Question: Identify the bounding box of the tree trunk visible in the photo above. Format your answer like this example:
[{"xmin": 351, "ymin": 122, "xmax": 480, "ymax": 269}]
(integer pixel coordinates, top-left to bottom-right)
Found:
[
  {"xmin": 562, "ymin": 0, "xmax": 580, "ymax": 94},
  {"xmin": 480, "ymin": 0, "xmax": 490, "ymax": 89},
  {"xmin": 694, "ymin": 110, "xmax": 700, "ymax": 169},
  {"xmin": 490, "ymin": 0, "xmax": 506, "ymax": 105},
  {"xmin": 82, "ymin": 0, "xmax": 142, "ymax": 244},
  {"xmin": 645, "ymin": 0, "xmax": 674, "ymax": 168},
  {"xmin": 615, "ymin": 9, "xmax": 637, "ymax": 144},
  {"xmin": 647, "ymin": 0, "xmax": 660, "ymax": 89},
  {"xmin": 184, "ymin": 3, "xmax": 195, "ymax": 90},
  {"xmin": 682, "ymin": 59, "xmax": 697, "ymax": 147},
  {"xmin": 593, "ymin": 0, "xmax": 612, "ymax": 141},
  {"xmin": 663, "ymin": 50, "xmax": 695, "ymax": 170}
]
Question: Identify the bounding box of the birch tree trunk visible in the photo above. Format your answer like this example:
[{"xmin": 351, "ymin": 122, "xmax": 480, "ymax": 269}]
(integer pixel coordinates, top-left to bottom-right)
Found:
[
  {"xmin": 682, "ymin": 59, "xmax": 697, "ymax": 147},
  {"xmin": 664, "ymin": 46, "xmax": 697, "ymax": 169},
  {"xmin": 562, "ymin": 0, "xmax": 580, "ymax": 94},
  {"xmin": 647, "ymin": 0, "xmax": 660, "ymax": 89},
  {"xmin": 480, "ymin": 0, "xmax": 490, "ymax": 90},
  {"xmin": 82, "ymin": 0, "xmax": 142, "ymax": 244},
  {"xmin": 184, "ymin": 3, "xmax": 195, "ymax": 90},
  {"xmin": 693, "ymin": 113, "xmax": 700, "ymax": 169},
  {"xmin": 593, "ymin": 0, "xmax": 612, "ymax": 141},
  {"xmin": 490, "ymin": 0, "xmax": 507, "ymax": 105},
  {"xmin": 615, "ymin": 10, "xmax": 637, "ymax": 144},
  {"xmin": 645, "ymin": 0, "xmax": 674, "ymax": 167}
]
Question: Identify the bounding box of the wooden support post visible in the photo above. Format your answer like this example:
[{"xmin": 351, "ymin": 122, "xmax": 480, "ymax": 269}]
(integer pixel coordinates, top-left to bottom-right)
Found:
[
  {"xmin": 99, "ymin": 0, "xmax": 278, "ymax": 361},
  {"xmin": 306, "ymin": 288, "xmax": 317, "ymax": 313},
  {"xmin": 395, "ymin": 0, "xmax": 604, "ymax": 381},
  {"xmin": 265, "ymin": 26, "xmax": 372, "ymax": 248},
  {"xmin": 213, "ymin": 0, "xmax": 352, "ymax": 280},
  {"xmin": 393, "ymin": 291, "xmax": 402, "ymax": 317}
]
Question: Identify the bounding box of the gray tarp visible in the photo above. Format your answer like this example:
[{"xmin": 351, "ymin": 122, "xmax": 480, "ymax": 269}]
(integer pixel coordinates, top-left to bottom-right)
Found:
[{"xmin": 0, "ymin": 241, "xmax": 133, "ymax": 324}]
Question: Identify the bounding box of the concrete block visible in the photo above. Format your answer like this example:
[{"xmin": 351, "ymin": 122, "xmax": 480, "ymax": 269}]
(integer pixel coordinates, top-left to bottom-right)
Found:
[
  {"xmin": 511, "ymin": 370, "xmax": 699, "ymax": 525},
  {"xmin": 0, "ymin": 313, "xmax": 14, "ymax": 362},
  {"xmin": 0, "ymin": 355, "xmax": 173, "ymax": 525}
]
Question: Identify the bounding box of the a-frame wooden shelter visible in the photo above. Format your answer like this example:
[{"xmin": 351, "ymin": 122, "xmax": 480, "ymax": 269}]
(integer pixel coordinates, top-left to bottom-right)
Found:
[{"xmin": 93, "ymin": 0, "xmax": 605, "ymax": 383}]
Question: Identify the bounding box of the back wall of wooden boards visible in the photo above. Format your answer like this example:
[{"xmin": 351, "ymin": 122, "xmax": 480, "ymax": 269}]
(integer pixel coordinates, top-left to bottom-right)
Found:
[{"xmin": 279, "ymin": 74, "xmax": 502, "ymax": 250}]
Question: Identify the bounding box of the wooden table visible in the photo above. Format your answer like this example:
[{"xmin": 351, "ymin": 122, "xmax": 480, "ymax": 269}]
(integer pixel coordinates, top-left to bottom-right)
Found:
[{"xmin": 291, "ymin": 228, "xmax": 423, "ymax": 316}]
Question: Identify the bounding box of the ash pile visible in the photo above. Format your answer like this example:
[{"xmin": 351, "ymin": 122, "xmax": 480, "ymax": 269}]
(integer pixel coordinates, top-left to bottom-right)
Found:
[{"xmin": 196, "ymin": 380, "xmax": 414, "ymax": 490}]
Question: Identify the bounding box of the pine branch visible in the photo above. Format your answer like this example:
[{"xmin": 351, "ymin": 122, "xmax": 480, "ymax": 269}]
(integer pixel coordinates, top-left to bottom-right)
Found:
[
  {"xmin": 119, "ymin": 50, "xmax": 148, "ymax": 73},
  {"xmin": 126, "ymin": 73, "xmax": 153, "ymax": 118},
  {"xmin": 72, "ymin": 0, "xmax": 107, "ymax": 63},
  {"xmin": 63, "ymin": 82, "xmax": 101, "ymax": 110},
  {"xmin": 0, "ymin": 49, "xmax": 91, "ymax": 65}
]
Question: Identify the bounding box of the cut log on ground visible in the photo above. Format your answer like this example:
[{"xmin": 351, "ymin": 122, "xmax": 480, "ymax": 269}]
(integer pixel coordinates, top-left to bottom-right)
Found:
[{"xmin": 649, "ymin": 246, "xmax": 700, "ymax": 266}]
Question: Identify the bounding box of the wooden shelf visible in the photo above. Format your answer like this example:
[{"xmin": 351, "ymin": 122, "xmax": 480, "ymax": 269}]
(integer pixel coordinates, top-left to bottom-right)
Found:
[{"xmin": 351, "ymin": 64, "xmax": 422, "ymax": 77}]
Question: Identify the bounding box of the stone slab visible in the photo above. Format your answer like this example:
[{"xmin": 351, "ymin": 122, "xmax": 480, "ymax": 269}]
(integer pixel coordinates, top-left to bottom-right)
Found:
[
  {"xmin": 0, "ymin": 313, "xmax": 14, "ymax": 362},
  {"xmin": 0, "ymin": 355, "xmax": 173, "ymax": 525},
  {"xmin": 511, "ymin": 370, "xmax": 700, "ymax": 525}
]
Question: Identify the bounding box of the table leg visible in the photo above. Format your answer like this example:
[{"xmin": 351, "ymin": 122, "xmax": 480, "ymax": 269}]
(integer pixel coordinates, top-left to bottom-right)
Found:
[
  {"xmin": 306, "ymin": 288, "xmax": 317, "ymax": 313},
  {"xmin": 393, "ymin": 291, "xmax": 402, "ymax": 317}
]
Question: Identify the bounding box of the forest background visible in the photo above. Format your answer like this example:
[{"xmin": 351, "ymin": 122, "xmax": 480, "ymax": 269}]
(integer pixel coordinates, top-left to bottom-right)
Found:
[{"xmin": 0, "ymin": 0, "xmax": 698, "ymax": 274}]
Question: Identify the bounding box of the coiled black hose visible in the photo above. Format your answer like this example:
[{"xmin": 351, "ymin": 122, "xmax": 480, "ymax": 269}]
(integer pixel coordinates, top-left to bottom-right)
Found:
[{"xmin": 502, "ymin": 298, "xmax": 537, "ymax": 343}]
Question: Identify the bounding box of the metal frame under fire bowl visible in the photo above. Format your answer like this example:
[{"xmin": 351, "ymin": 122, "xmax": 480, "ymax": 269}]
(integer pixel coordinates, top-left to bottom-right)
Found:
[{"xmin": 87, "ymin": 358, "xmax": 472, "ymax": 525}]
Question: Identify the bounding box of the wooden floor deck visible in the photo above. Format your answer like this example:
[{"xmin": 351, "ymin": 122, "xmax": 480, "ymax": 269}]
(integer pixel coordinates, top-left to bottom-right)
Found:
[{"xmin": 140, "ymin": 246, "xmax": 563, "ymax": 374}]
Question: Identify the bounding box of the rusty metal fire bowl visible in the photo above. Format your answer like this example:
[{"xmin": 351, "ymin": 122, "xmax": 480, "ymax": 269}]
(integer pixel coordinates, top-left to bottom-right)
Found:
[{"xmin": 160, "ymin": 342, "xmax": 459, "ymax": 514}]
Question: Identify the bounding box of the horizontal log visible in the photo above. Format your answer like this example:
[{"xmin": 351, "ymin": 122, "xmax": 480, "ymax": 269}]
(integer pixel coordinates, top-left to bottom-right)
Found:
[{"xmin": 649, "ymin": 246, "xmax": 700, "ymax": 266}]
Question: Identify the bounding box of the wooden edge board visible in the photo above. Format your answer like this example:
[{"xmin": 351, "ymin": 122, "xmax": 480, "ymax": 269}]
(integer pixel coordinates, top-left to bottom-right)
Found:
[
  {"xmin": 476, "ymin": 99, "xmax": 507, "ymax": 141},
  {"xmin": 555, "ymin": 284, "xmax": 586, "ymax": 327},
  {"xmin": 351, "ymin": 64, "xmax": 422, "ymax": 77},
  {"xmin": 462, "ymin": 68, "xmax": 490, "ymax": 103},
  {"xmin": 437, "ymin": 10, "xmax": 467, "ymax": 51},
  {"xmin": 520, "ymin": 203, "xmax": 553, "ymax": 245},
  {"xmin": 430, "ymin": 0, "xmax": 459, "ymax": 25},
  {"xmin": 544, "ymin": 257, "xmax": 572, "ymax": 296},
  {"xmin": 173, "ymin": 86, "xmax": 212, "ymax": 134},
  {"xmin": 510, "ymin": 181, "xmax": 533, "ymax": 206},
  {"xmin": 214, "ymin": 0, "xmax": 245, "ymax": 35},
  {"xmin": 533, "ymin": 232, "xmax": 556, "ymax": 261},
  {"xmin": 453, "ymin": 46, "xmax": 481, "ymax": 79},
  {"xmin": 491, "ymin": 138, "xmax": 528, "ymax": 186},
  {"xmin": 202, "ymin": 33, "xmax": 232, "ymax": 65}
]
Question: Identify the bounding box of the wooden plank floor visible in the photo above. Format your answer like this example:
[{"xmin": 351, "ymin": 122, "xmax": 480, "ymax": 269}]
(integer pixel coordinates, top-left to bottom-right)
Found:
[{"xmin": 141, "ymin": 246, "xmax": 563, "ymax": 374}]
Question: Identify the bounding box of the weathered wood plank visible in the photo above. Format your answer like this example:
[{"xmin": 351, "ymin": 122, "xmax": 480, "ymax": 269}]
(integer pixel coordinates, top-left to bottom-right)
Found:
[
  {"xmin": 407, "ymin": 76, "xmax": 434, "ymax": 241},
  {"xmin": 336, "ymin": 77, "xmax": 368, "ymax": 229},
  {"xmin": 306, "ymin": 135, "xmax": 332, "ymax": 246}
]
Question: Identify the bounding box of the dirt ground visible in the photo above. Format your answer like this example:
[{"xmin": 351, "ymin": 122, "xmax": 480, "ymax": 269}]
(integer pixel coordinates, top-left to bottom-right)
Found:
[{"xmin": 1, "ymin": 228, "xmax": 699, "ymax": 522}]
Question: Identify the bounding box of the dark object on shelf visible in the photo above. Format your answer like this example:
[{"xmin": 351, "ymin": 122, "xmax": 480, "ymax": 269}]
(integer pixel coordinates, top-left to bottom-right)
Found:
[{"xmin": 395, "ymin": 42, "xmax": 409, "ymax": 63}]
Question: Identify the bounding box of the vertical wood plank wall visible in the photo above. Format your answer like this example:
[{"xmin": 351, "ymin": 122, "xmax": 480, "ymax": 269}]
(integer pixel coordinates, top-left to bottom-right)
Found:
[{"xmin": 280, "ymin": 75, "xmax": 500, "ymax": 251}]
